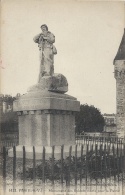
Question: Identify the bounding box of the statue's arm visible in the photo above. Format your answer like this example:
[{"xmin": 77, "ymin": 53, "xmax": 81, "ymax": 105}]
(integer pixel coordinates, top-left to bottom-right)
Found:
[
  {"xmin": 33, "ymin": 33, "xmax": 42, "ymax": 43},
  {"xmin": 45, "ymin": 33, "xmax": 55, "ymax": 44}
]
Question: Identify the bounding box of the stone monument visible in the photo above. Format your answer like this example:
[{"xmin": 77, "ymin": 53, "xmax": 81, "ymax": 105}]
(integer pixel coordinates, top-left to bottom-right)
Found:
[
  {"xmin": 8, "ymin": 24, "xmax": 80, "ymax": 159},
  {"xmin": 114, "ymin": 28, "xmax": 125, "ymax": 138}
]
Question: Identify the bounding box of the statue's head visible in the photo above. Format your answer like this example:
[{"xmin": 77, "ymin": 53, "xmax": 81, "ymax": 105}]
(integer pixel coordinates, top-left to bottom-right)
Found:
[{"xmin": 40, "ymin": 24, "xmax": 48, "ymax": 32}]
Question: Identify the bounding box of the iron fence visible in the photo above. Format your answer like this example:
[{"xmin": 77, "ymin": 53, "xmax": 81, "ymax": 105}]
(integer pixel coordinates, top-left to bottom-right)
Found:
[
  {"xmin": 1, "ymin": 134, "xmax": 123, "ymax": 153},
  {"xmin": 76, "ymin": 134, "xmax": 124, "ymax": 145},
  {"xmin": 1, "ymin": 138, "xmax": 125, "ymax": 194},
  {"xmin": 0, "ymin": 140, "xmax": 18, "ymax": 153}
]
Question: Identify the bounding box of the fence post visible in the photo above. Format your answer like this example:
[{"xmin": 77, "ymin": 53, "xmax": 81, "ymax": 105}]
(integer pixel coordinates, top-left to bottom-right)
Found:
[
  {"xmin": 80, "ymin": 144, "xmax": 83, "ymax": 189},
  {"xmin": 94, "ymin": 134, "xmax": 95, "ymax": 148},
  {"xmin": 88, "ymin": 135, "xmax": 90, "ymax": 145},
  {"xmin": 23, "ymin": 146, "xmax": 26, "ymax": 194},
  {"xmin": 67, "ymin": 146, "xmax": 72, "ymax": 188},
  {"xmin": 99, "ymin": 144, "xmax": 103, "ymax": 190},
  {"xmin": 75, "ymin": 145, "xmax": 77, "ymax": 189},
  {"xmin": 82, "ymin": 134, "xmax": 84, "ymax": 145},
  {"xmin": 104, "ymin": 144, "xmax": 107, "ymax": 191},
  {"xmin": 75, "ymin": 133, "xmax": 78, "ymax": 144},
  {"xmin": 42, "ymin": 147, "xmax": 45, "ymax": 195},
  {"xmin": 3, "ymin": 146, "xmax": 6, "ymax": 195},
  {"xmin": 13, "ymin": 146, "xmax": 16, "ymax": 190},
  {"xmin": 112, "ymin": 144, "xmax": 116, "ymax": 191},
  {"xmin": 116, "ymin": 140, "xmax": 120, "ymax": 187},
  {"xmin": 90, "ymin": 144, "xmax": 93, "ymax": 192},
  {"xmin": 61, "ymin": 145, "xmax": 64, "ymax": 189},
  {"xmin": 33, "ymin": 146, "xmax": 36, "ymax": 194},
  {"xmin": 95, "ymin": 144, "xmax": 98, "ymax": 192},
  {"xmin": 85, "ymin": 144, "xmax": 89, "ymax": 191},
  {"xmin": 120, "ymin": 141, "xmax": 123, "ymax": 192},
  {"xmin": 51, "ymin": 146, "xmax": 55, "ymax": 186},
  {"xmin": 84, "ymin": 135, "xmax": 86, "ymax": 145},
  {"xmin": 99, "ymin": 136, "xmax": 101, "ymax": 145}
]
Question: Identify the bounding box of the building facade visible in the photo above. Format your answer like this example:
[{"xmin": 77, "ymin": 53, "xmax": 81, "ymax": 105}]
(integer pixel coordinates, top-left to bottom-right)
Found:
[
  {"xmin": 103, "ymin": 114, "xmax": 117, "ymax": 135},
  {"xmin": 114, "ymin": 29, "xmax": 125, "ymax": 138}
]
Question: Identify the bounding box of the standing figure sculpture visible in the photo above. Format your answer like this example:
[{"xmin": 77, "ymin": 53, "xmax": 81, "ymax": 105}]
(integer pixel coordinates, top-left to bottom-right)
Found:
[{"xmin": 33, "ymin": 24, "xmax": 57, "ymax": 82}]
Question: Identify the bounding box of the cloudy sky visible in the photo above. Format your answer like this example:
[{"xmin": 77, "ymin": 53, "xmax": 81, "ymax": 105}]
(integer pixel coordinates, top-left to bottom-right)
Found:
[{"xmin": 1, "ymin": 0, "xmax": 125, "ymax": 114}]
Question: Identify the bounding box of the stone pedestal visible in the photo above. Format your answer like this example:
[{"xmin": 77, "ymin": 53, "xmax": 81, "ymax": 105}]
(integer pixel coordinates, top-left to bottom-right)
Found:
[{"xmin": 9, "ymin": 88, "xmax": 80, "ymax": 159}]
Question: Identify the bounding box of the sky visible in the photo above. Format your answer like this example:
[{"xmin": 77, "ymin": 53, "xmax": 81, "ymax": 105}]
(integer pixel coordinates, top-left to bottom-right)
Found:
[{"xmin": 0, "ymin": 0, "xmax": 125, "ymax": 114}]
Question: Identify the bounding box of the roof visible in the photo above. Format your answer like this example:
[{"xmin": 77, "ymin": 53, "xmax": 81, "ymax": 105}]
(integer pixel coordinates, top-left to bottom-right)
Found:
[
  {"xmin": 103, "ymin": 113, "xmax": 115, "ymax": 116},
  {"xmin": 114, "ymin": 29, "xmax": 125, "ymax": 64}
]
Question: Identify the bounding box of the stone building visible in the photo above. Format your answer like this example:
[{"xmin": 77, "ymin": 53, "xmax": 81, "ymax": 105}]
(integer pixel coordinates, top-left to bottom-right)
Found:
[
  {"xmin": 103, "ymin": 114, "xmax": 116, "ymax": 136},
  {"xmin": 114, "ymin": 29, "xmax": 125, "ymax": 138}
]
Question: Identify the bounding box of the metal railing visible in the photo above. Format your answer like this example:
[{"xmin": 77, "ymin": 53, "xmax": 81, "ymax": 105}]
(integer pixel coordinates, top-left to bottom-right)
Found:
[{"xmin": 1, "ymin": 139, "xmax": 124, "ymax": 194}]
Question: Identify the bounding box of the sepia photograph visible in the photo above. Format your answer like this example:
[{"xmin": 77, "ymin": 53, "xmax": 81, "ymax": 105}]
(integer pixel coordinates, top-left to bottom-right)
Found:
[{"xmin": 0, "ymin": 0, "xmax": 125, "ymax": 194}]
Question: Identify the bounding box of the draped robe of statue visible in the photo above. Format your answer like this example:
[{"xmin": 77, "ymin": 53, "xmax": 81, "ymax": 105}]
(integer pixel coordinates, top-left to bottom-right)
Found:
[{"xmin": 33, "ymin": 31, "xmax": 57, "ymax": 82}]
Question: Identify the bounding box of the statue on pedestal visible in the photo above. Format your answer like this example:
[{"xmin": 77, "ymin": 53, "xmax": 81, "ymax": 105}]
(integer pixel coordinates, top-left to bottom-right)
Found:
[
  {"xmin": 31, "ymin": 24, "xmax": 68, "ymax": 93},
  {"xmin": 8, "ymin": 23, "xmax": 80, "ymax": 160},
  {"xmin": 33, "ymin": 24, "xmax": 57, "ymax": 82}
]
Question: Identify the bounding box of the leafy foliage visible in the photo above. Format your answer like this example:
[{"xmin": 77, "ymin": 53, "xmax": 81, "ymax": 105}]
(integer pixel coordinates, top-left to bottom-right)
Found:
[
  {"xmin": 1, "ymin": 112, "xmax": 18, "ymax": 132},
  {"xmin": 0, "ymin": 94, "xmax": 18, "ymax": 132},
  {"xmin": 0, "ymin": 94, "xmax": 16, "ymax": 103},
  {"xmin": 75, "ymin": 104, "xmax": 105, "ymax": 134},
  {"xmin": 21, "ymin": 150, "xmax": 123, "ymax": 182}
]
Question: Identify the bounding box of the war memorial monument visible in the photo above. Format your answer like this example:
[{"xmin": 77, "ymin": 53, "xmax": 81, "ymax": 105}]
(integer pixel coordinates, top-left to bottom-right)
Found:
[{"xmin": 8, "ymin": 24, "xmax": 80, "ymax": 159}]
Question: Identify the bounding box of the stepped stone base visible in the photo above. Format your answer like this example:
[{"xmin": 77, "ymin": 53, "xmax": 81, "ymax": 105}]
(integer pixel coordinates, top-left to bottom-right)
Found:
[
  {"xmin": 8, "ymin": 89, "xmax": 80, "ymax": 159},
  {"xmin": 12, "ymin": 90, "xmax": 80, "ymax": 147},
  {"xmin": 8, "ymin": 145, "xmax": 82, "ymax": 160}
]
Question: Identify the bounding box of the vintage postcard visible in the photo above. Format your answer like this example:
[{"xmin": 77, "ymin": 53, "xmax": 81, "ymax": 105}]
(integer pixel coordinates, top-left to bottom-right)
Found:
[{"xmin": 0, "ymin": 0, "xmax": 125, "ymax": 195}]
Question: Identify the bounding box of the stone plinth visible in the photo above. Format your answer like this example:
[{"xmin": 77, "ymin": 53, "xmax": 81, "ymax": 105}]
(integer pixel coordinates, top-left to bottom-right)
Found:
[
  {"xmin": 18, "ymin": 109, "xmax": 76, "ymax": 146},
  {"xmin": 9, "ymin": 90, "xmax": 80, "ymax": 158},
  {"xmin": 13, "ymin": 90, "xmax": 79, "ymax": 146},
  {"xmin": 13, "ymin": 90, "xmax": 79, "ymax": 112}
]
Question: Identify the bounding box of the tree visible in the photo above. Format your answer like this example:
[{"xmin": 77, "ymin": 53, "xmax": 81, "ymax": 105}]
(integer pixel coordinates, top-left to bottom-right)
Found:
[
  {"xmin": 0, "ymin": 94, "xmax": 18, "ymax": 133},
  {"xmin": 75, "ymin": 104, "xmax": 105, "ymax": 134},
  {"xmin": 1, "ymin": 112, "xmax": 18, "ymax": 132}
]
